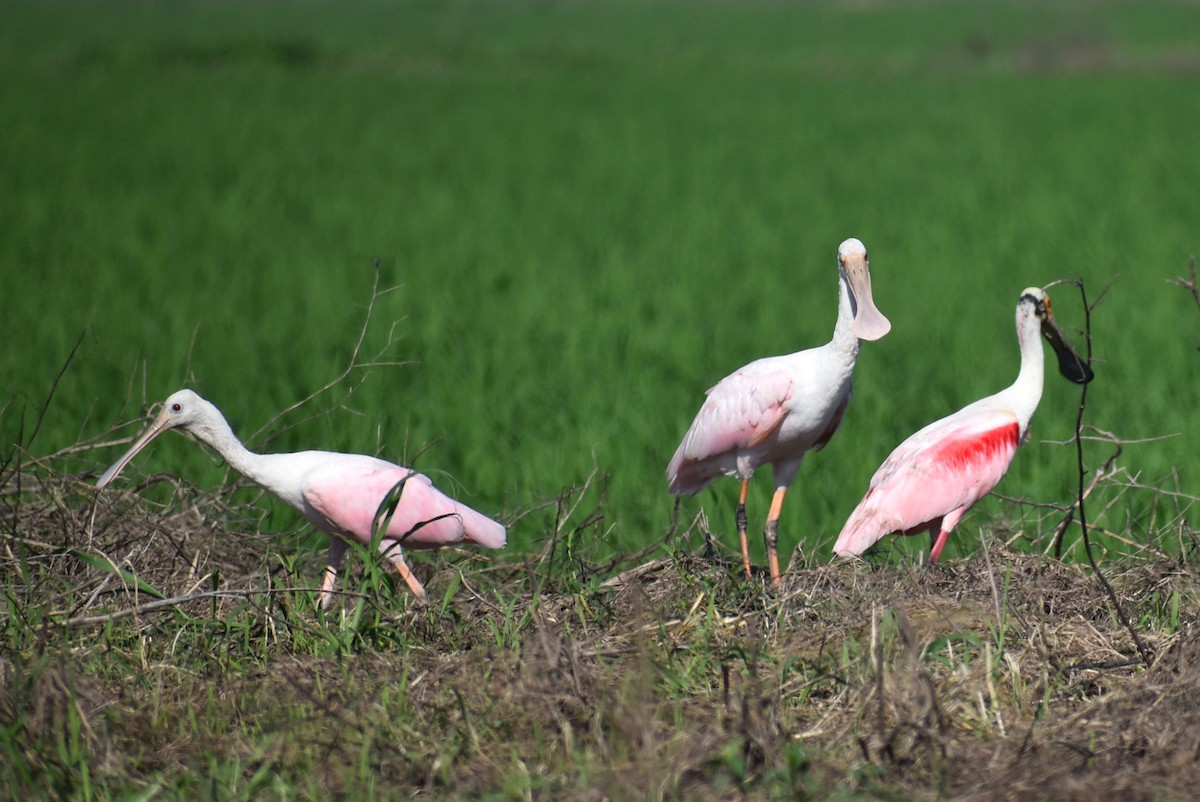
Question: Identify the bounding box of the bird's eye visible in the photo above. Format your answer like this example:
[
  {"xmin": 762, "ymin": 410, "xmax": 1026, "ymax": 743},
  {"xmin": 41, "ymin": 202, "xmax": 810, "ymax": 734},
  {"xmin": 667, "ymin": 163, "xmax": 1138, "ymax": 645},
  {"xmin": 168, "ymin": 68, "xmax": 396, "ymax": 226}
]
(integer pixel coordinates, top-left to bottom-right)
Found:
[{"xmin": 172, "ymin": 403, "xmax": 182, "ymax": 412}]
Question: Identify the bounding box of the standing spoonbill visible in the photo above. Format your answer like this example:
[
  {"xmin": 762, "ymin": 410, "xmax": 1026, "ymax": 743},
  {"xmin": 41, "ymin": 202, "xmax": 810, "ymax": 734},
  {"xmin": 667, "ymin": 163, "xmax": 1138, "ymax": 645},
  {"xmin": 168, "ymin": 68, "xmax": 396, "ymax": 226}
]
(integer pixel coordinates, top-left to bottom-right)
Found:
[
  {"xmin": 833, "ymin": 287, "xmax": 1092, "ymax": 563},
  {"xmin": 96, "ymin": 389, "xmax": 506, "ymax": 608},
  {"xmin": 667, "ymin": 237, "xmax": 891, "ymax": 585}
]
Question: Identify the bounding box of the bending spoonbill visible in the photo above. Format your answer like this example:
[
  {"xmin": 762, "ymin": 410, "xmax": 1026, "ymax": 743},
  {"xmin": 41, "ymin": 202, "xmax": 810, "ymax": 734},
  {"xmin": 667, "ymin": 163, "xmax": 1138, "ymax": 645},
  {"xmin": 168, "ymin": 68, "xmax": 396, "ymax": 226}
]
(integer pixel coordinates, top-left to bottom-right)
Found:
[
  {"xmin": 96, "ymin": 389, "xmax": 506, "ymax": 607},
  {"xmin": 667, "ymin": 237, "xmax": 891, "ymax": 585},
  {"xmin": 833, "ymin": 287, "xmax": 1092, "ymax": 563}
]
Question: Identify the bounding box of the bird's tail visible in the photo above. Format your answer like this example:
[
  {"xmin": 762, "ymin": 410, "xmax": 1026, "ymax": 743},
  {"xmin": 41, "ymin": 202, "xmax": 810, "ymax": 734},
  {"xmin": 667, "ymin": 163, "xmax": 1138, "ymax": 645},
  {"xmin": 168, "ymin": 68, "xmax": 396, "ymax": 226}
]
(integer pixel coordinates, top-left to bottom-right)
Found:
[
  {"xmin": 832, "ymin": 500, "xmax": 886, "ymax": 558},
  {"xmin": 666, "ymin": 452, "xmax": 722, "ymax": 497},
  {"xmin": 456, "ymin": 502, "xmax": 507, "ymax": 549}
]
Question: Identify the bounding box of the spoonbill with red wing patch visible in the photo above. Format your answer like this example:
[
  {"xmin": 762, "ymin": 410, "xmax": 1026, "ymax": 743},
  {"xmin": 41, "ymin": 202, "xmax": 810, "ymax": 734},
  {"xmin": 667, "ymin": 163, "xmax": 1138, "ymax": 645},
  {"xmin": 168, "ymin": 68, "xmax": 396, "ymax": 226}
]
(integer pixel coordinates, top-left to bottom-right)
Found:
[
  {"xmin": 833, "ymin": 287, "xmax": 1092, "ymax": 563},
  {"xmin": 667, "ymin": 237, "xmax": 891, "ymax": 585},
  {"xmin": 96, "ymin": 390, "xmax": 506, "ymax": 608}
]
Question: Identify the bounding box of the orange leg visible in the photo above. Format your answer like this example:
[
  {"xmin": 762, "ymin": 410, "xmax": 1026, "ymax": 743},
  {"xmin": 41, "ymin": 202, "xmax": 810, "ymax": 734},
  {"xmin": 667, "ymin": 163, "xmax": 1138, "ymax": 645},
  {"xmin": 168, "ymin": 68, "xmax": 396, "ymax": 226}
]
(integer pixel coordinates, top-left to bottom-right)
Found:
[
  {"xmin": 389, "ymin": 555, "xmax": 429, "ymax": 604},
  {"xmin": 737, "ymin": 479, "xmax": 752, "ymax": 577},
  {"xmin": 764, "ymin": 487, "xmax": 787, "ymax": 586}
]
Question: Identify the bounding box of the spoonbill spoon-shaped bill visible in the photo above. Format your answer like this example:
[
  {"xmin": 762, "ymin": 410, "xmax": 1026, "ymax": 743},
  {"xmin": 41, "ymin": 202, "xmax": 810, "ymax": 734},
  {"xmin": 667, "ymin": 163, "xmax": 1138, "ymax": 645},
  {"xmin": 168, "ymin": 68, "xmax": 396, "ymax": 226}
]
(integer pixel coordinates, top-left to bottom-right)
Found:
[
  {"xmin": 96, "ymin": 390, "xmax": 506, "ymax": 607},
  {"xmin": 667, "ymin": 237, "xmax": 890, "ymax": 585},
  {"xmin": 833, "ymin": 287, "xmax": 1092, "ymax": 563}
]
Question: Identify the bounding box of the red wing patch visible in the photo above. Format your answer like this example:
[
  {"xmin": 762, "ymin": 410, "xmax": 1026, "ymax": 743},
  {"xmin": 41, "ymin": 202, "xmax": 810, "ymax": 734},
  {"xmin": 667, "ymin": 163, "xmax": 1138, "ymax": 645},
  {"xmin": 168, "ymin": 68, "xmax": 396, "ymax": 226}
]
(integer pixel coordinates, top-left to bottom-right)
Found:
[{"xmin": 931, "ymin": 422, "xmax": 1020, "ymax": 471}]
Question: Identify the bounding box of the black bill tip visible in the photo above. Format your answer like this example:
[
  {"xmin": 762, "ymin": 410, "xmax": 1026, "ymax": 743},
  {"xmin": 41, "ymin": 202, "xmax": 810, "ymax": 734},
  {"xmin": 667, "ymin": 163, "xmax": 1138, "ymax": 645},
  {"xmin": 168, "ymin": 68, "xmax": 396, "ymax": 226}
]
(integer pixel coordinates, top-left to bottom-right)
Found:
[{"xmin": 1043, "ymin": 319, "xmax": 1094, "ymax": 384}]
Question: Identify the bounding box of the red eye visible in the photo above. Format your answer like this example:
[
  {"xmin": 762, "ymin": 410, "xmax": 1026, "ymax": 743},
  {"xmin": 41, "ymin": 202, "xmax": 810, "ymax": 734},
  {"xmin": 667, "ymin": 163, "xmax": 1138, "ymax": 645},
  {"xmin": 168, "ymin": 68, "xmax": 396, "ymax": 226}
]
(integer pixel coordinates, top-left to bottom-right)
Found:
[{"xmin": 172, "ymin": 403, "xmax": 182, "ymax": 412}]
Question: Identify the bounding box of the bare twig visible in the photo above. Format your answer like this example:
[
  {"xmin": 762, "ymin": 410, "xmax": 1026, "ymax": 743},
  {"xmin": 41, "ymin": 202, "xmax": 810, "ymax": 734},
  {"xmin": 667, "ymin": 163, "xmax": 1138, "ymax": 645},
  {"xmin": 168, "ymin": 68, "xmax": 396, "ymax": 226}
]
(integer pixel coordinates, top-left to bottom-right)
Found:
[
  {"xmin": 598, "ymin": 557, "xmax": 673, "ymax": 589},
  {"xmin": 1049, "ymin": 443, "xmax": 1121, "ymax": 558},
  {"xmin": 1, "ymin": 331, "xmax": 85, "ymax": 482},
  {"xmin": 26, "ymin": 330, "xmax": 85, "ymax": 453},
  {"xmin": 59, "ymin": 586, "xmax": 370, "ymax": 627},
  {"xmin": 1061, "ymin": 279, "xmax": 1151, "ymax": 666},
  {"xmin": 1041, "ymin": 428, "xmax": 1181, "ymax": 448},
  {"xmin": 1170, "ymin": 256, "xmax": 1200, "ymax": 315},
  {"xmin": 249, "ymin": 267, "xmax": 410, "ymax": 447}
]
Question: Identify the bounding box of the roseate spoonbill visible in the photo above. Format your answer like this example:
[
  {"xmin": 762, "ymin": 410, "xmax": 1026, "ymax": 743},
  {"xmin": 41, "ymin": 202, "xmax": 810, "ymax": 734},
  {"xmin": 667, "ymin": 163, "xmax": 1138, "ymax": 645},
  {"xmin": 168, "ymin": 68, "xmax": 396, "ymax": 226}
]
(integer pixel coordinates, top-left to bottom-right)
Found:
[
  {"xmin": 96, "ymin": 389, "xmax": 506, "ymax": 607},
  {"xmin": 833, "ymin": 287, "xmax": 1092, "ymax": 563},
  {"xmin": 667, "ymin": 237, "xmax": 891, "ymax": 585}
]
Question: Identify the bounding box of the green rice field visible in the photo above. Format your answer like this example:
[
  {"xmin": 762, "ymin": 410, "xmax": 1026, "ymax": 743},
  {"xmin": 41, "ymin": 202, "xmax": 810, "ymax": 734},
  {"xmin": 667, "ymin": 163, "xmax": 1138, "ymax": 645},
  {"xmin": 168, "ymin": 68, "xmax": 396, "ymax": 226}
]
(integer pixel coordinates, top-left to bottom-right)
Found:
[
  {"xmin": 4, "ymin": 0, "xmax": 1198, "ymax": 563},
  {"xmin": 3, "ymin": 2, "xmax": 1200, "ymax": 797}
]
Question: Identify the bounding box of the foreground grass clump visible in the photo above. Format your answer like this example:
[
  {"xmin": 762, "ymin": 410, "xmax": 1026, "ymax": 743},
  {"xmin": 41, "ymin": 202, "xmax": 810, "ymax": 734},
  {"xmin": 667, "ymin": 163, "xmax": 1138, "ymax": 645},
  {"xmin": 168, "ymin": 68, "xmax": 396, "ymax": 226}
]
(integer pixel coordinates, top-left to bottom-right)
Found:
[
  {"xmin": 2, "ymin": 467, "xmax": 1199, "ymax": 800},
  {"xmin": 2, "ymin": 0, "xmax": 1198, "ymax": 561}
]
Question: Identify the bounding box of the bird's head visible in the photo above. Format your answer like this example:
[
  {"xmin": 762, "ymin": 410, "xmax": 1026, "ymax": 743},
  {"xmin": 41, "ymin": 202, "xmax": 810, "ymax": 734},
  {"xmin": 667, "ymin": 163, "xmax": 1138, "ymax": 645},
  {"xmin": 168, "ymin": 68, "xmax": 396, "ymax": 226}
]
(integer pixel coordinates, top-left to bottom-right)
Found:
[
  {"xmin": 155, "ymin": 389, "xmax": 210, "ymax": 430},
  {"xmin": 837, "ymin": 237, "xmax": 891, "ymax": 341},
  {"xmin": 96, "ymin": 388, "xmax": 219, "ymax": 488},
  {"xmin": 1019, "ymin": 287, "xmax": 1094, "ymax": 384}
]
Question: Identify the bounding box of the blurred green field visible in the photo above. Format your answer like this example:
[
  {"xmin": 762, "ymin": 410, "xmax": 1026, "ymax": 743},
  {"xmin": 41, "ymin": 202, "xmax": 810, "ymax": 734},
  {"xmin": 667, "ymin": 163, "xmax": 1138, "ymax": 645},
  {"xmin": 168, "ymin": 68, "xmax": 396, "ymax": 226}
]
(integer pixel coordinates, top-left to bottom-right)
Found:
[{"xmin": 3, "ymin": 0, "xmax": 1198, "ymax": 565}]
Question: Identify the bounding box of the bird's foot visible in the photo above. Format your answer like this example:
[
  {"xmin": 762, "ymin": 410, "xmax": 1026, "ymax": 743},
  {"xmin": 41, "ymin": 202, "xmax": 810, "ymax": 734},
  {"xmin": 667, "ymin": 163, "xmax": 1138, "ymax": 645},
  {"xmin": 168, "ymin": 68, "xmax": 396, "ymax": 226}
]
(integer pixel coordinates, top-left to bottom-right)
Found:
[
  {"xmin": 317, "ymin": 567, "xmax": 339, "ymax": 612},
  {"xmin": 391, "ymin": 559, "xmax": 429, "ymax": 605},
  {"xmin": 764, "ymin": 518, "xmax": 781, "ymax": 587},
  {"xmin": 735, "ymin": 502, "xmax": 752, "ymax": 577}
]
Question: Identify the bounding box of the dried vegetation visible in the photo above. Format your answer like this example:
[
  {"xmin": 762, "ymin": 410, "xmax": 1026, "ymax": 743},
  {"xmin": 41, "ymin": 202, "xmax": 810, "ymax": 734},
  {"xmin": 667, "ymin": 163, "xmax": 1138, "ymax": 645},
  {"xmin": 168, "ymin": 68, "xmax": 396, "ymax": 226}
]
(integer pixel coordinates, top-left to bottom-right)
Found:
[{"xmin": 2, "ymin": 460, "xmax": 1199, "ymax": 801}]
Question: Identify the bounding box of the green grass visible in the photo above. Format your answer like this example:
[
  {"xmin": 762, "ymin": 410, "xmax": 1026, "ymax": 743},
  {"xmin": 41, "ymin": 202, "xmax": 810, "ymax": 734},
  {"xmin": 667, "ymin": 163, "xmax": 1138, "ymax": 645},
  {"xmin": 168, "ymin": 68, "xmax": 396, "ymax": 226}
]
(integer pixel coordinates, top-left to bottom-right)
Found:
[
  {"xmin": 3, "ymin": 1, "xmax": 1199, "ymax": 565},
  {"xmin": 4, "ymin": 505, "xmax": 1197, "ymax": 800}
]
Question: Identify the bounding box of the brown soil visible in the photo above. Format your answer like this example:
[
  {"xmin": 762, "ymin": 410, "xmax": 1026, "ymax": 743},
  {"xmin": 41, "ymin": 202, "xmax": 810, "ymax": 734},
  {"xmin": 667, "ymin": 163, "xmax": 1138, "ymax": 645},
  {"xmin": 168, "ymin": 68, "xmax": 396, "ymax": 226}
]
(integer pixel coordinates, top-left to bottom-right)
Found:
[{"xmin": 2, "ymin": 473, "xmax": 1198, "ymax": 800}]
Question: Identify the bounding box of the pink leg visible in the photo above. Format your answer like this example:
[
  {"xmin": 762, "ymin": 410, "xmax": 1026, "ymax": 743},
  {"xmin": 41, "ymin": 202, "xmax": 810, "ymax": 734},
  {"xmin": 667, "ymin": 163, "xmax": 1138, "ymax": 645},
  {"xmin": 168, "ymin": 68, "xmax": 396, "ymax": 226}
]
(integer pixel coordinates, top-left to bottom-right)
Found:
[
  {"xmin": 928, "ymin": 509, "xmax": 965, "ymax": 564},
  {"xmin": 319, "ymin": 536, "xmax": 349, "ymax": 610},
  {"xmin": 929, "ymin": 529, "xmax": 950, "ymax": 564}
]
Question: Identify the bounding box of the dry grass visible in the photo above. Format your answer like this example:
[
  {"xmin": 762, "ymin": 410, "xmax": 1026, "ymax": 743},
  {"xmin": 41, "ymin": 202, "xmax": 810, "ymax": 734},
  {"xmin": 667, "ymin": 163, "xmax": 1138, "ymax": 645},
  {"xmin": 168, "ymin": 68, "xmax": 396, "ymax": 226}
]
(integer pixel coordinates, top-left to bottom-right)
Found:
[{"xmin": 2, "ymin": 464, "xmax": 1198, "ymax": 800}]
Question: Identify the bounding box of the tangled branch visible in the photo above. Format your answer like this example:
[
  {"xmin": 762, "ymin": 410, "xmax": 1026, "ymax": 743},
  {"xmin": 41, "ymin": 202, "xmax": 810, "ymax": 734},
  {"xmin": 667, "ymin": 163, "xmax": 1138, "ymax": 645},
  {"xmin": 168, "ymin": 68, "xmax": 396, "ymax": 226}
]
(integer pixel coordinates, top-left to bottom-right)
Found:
[{"xmin": 1059, "ymin": 279, "xmax": 1151, "ymax": 666}]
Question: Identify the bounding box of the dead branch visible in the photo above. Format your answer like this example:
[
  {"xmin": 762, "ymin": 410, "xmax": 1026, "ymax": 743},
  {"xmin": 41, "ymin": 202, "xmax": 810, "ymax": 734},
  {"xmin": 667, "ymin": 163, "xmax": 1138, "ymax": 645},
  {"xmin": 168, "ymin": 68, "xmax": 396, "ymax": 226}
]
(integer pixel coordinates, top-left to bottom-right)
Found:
[
  {"xmin": 1171, "ymin": 256, "xmax": 1200, "ymax": 315},
  {"xmin": 250, "ymin": 267, "xmax": 411, "ymax": 447},
  {"xmin": 1049, "ymin": 442, "xmax": 1121, "ymax": 558},
  {"xmin": 59, "ymin": 586, "xmax": 370, "ymax": 627},
  {"xmin": 1060, "ymin": 278, "xmax": 1151, "ymax": 666}
]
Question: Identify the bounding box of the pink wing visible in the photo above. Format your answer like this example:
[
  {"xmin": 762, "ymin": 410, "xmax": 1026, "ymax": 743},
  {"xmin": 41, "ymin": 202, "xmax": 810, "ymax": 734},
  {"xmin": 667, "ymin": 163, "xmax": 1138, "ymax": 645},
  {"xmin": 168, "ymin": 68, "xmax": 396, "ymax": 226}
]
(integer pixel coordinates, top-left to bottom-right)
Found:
[
  {"xmin": 667, "ymin": 367, "xmax": 794, "ymax": 494},
  {"xmin": 833, "ymin": 408, "xmax": 1021, "ymax": 557},
  {"xmin": 303, "ymin": 459, "xmax": 506, "ymax": 551}
]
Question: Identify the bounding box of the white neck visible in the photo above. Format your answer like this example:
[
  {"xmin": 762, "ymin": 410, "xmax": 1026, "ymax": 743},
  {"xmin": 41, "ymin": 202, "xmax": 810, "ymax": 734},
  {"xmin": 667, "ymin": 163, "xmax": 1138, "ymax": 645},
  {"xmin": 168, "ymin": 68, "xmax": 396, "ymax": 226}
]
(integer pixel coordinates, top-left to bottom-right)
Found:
[
  {"xmin": 829, "ymin": 269, "xmax": 862, "ymax": 360},
  {"xmin": 189, "ymin": 403, "xmax": 272, "ymax": 486},
  {"xmin": 1005, "ymin": 312, "xmax": 1046, "ymax": 432}
]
